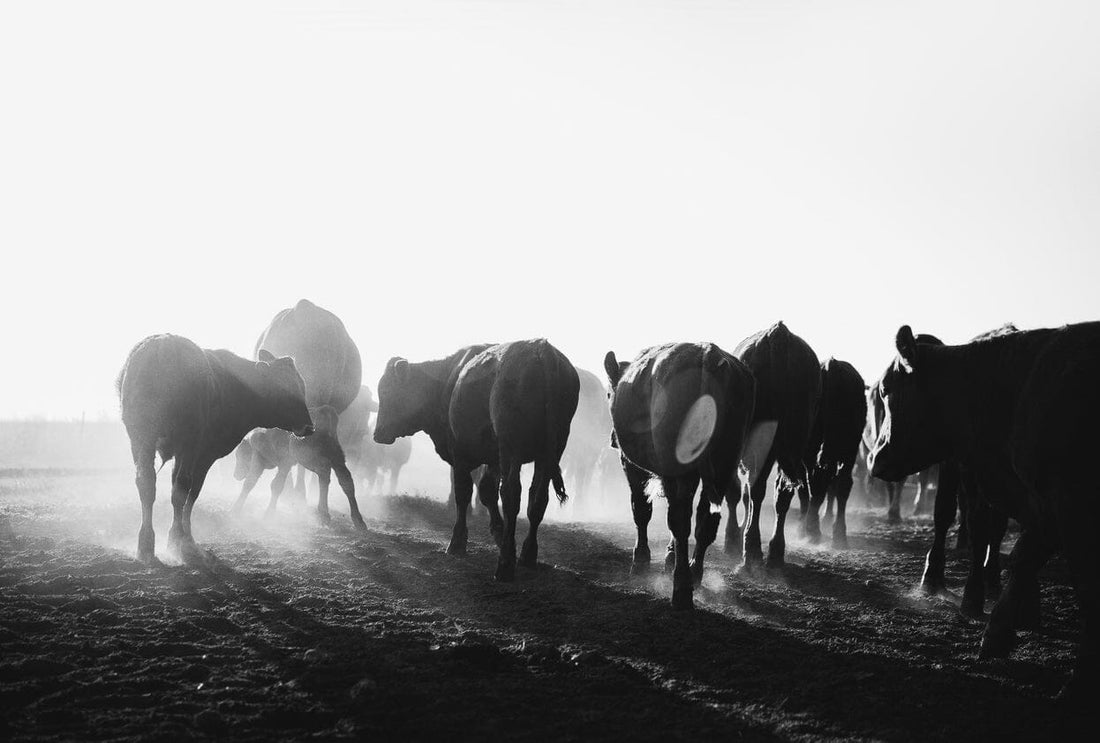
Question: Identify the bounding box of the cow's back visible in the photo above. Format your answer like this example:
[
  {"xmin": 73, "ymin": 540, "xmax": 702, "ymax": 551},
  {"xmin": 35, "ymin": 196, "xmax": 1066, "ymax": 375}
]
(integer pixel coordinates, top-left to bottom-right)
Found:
[
  {"xmin": 734, "ymin": 321, "xmax": 821, "ymax": 461},
  {"xmin": 816, "ymin": 358, "xmax": 867, "ymax": 466},
  {"xmin": 118, "ymin": 334, "xmax": 214, "ymax": 457},
  {"xmin": 255, "ymin": 299, "xmax": 362, "ymax": 413},
  {"xmin": 612, "ymin": 342, "xmax": 750, "ymax": 478},
  {"xmin": 1010, "ymin": 322, "xmax": 1100, "ymax": 492}
]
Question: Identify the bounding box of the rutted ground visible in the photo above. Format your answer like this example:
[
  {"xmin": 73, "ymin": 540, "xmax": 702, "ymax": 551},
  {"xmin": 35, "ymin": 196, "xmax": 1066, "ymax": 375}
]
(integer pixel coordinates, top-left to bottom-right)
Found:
[{"xmin": 0, "ymin": 472, "xmax": 1091, "ymax": 741}]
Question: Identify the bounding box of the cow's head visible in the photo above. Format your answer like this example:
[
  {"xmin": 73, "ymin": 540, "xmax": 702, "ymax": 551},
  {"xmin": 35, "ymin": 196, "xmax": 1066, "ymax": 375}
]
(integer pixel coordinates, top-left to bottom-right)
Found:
[
  {"xmin": 868, "ymin": 326, "xmax": 949, "ymax": 481},
  {"xmin": 602, "ymin": 351, "xmax": 631, "ymax": 448},
  {"xmin": 374, "ymin": 357, "xmax": 424, "ymax": 445},
  {"xmin": 257, "ymin": 349, "xmax": 314, "ymax": 437}
]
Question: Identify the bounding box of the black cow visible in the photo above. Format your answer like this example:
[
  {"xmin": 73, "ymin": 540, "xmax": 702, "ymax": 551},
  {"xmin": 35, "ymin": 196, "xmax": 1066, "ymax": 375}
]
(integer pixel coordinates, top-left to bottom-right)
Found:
[
  {"xmin": 733, "ymin": 322, "xmax": 822, "ymax": 568},
  {"xmin": 374, "ymin": 339, "xmax": 579, "ymax": 582},
  {"xmin": 604, "ymin": 343, "xmax": 755, "ymax": 609},
  {"xmin": 117, "ymin": 335, "xmax": 313, "ymax": 562},
  {"xmin": 800, "ymin": 358, "xmax": 867, "ymax": 548},
  {"xmin": 918, "ymin": 325, "xmax": 1017, "ymax": 616},
  {"xmin": 870, "ymin": 322, "xmax": 1100, "ymax": 704}
]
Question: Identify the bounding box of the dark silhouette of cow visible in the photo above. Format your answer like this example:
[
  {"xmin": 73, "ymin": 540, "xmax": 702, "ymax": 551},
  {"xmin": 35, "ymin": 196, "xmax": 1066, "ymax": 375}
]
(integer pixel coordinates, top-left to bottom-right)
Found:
[
  {"xmin": 256, "ymin": 299, "xmax": 366, "ymax": 528},
  {"xmin": 560, "ymin": 368, "xmax": 614, "ymax": 507},
  {"xmin": 870, "ymin": 322, "xmax": 1100, "ymax": 705},
  {"xmin": 917, "ymin": 325, "xmax": 1017, "ymax": 616},
  {"xmin": 800, "ymin": 358, "xmax": 867, "ymax": 548},
  {"xmin": 604, "ymin": 343, "xmax": 755, "ymax": 609},
  {"xmin": 374, "ymin": 339, "xmax": 579, "ymax": 582},
  {"xmin": 231, "ymin": 406, "xmax": 362, "ymax": 525},
  {"xmin": 117, "ymin": 335, "xmax": 313, "ymax": 562},
  {"xmin": 733, "ymin": 322, "xmax": 822, "ymax": 568}
]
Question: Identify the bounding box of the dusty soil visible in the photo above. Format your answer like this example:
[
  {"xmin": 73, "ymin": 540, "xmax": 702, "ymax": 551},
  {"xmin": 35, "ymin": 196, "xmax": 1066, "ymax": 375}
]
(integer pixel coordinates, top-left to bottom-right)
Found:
[{"xmin": 0, "ymin": 471, "xmax": 1092, "ymax": 741}]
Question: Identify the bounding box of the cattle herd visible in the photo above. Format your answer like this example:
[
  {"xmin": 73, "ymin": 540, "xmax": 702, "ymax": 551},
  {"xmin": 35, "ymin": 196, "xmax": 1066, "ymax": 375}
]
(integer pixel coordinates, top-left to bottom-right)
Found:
[{"xmin": 114, "ymin": 298, "xmax": 1100, "ymax": 708}]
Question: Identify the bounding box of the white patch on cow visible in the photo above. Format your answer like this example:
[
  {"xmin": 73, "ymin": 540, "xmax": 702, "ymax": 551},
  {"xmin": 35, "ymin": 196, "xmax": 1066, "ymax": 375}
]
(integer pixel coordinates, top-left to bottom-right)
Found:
[
  {"xmin": 675, "ymin": 394, "xmax": 717, "ymax": 465},
  {"xmin": 739, "ymin": 420, "xmax": 778, "ymax": 488}
]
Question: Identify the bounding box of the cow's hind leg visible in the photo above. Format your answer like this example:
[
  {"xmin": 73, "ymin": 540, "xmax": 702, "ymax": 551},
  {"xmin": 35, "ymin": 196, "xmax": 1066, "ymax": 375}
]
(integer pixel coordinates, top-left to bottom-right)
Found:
[
  {"xmin": 168, "ymin": 458, "xmax": 201, "ymax": 561},
  {"xmin": 722, "ymin": 482, "xmax": 744, "ymax": 559},
  {"xmin": 333, "ymin": 462, "xmax": 366, "ymax": 529},
  {"xmin": 803, "ymin": 466, "xmax": 830, "ymax": 544},
  {"xmin": 959, "ymin": 484, "xmax": 992, "ymax": 620},
  {"xmin": 265, "ymin": 466, "xmax": 292, "ymax": 517},
  {"xmin": 132, "ymin": 440, "xmax": 157, "ymax": 563},
  {"xmin": 743, "ymin": 451, "xmax": 778, "ymax": 570},
  {"xmin": 519, "ymin": 463, "xmax": 550, "ymax": 568},
  {"xmin": 767, "ymin": 465, "xmax": 806, "ymax": 569},
  {"xmin": 666, "ymin": 476, "xmax": 695, "ymax": 610},
  {"xmin": 495, "ymin": 458, "xmax": 522, "ymax": 582},
  {"xmin": 985, "ymin": 508, "xmax": 1008, "ymax": 598},
  {"xmin": 886, "ymin": 481, "xmax": 902, "ymax": 523},
  {"xmin": 624, "ymin": 456, "xmax": 653, "ymax": 573},
  {"xmin": 315, "ymin": 469, "xmax": 332, "ymax": 523},
  {"xmin": 231, "ymin": 459, "xmax": 262, "ymax": 514},
  {"xmin": 980, "ymin": 529, "xmax": 1046, "ymax": 659},
  {"xmin": 921, "ymin": 461, "xmax": 959, "ymax": 594},
  {"xmin": 476, "ymin": 466, "xmax": 503, "ymax": 547},
  {"xmin": 831, "ymin": 465, "xmax": 854, "ymax": 548},
  {"xmin": 689, "ymin": 476, "xmax": 717, "ymax": 585},
  {"xmin": 448, "ymin": 466, "xmax": 474, "ymax": 555}
]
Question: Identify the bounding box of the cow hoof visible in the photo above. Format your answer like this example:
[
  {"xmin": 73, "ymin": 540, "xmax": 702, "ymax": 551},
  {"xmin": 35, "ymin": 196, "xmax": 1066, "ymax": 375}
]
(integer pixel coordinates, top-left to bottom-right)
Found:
[
  {"xmin": 351, "ymin": 516, "xmax": 367, "ymax": 531},
  {"xmin": 495, "ymin": 560, "xmax": 516, "ymax": 583},
  {"xmin": 518, "ymin": 548, "xmax": 537, "ymax": 568},
  {"xmin": 689, "ymin": 559, "xmax": 704, "ymax": 586},
  {"xmin": 887, "ymin": 513, "xmax": 902, "ymax": 524},
  {"xmin": 805, "ymin": 531, "xmax": 822, "ymax": 545},
  {"xmin": 986, "ymin": 579, "xmax": 1003, "ymax": 600},
  {"xmin": 671, "ymin": 588, "xmax": 694, "ymax": 611},
  {"xmin": 765, "ymin": 555, "xmax": 785, "ymax": 571},
  {"xmin": 179, "ymin": 541, "xmax": 206, "ymax": 565},
  {"xmin": 137, "ymin": 548, "xmax": 157, "ymax": 565},
  {"xmin": 446, "ymin": 539, "xmax": 467, "ymax": 556},
  {"xmin": 723, "ymin": 538, "xmax": 742, "ymax": 558},
  {"xmin": 978, "ymin": 627, "xmax": 1016, "ymax": 659},
  {"xmin": 632, "ymin": 547, "xmax": 651, "ymax": 566},
  {"xmin": 316, "ymin": 510, "xmax": 332, "ymax": 524},
  {"xmin": 832, "ymin": 534, "xmax": 848, "ymax": 550},
  {"xmin": 630, "ymin": 560, "xmax": 650, "ymax": 577}
]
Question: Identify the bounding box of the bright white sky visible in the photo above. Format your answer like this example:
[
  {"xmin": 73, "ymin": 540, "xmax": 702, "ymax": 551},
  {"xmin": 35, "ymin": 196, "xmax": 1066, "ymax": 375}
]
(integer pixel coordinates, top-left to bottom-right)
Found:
[{"xmin": 1, "ymin": 0, "xmax": 1098, "ymax": 419}]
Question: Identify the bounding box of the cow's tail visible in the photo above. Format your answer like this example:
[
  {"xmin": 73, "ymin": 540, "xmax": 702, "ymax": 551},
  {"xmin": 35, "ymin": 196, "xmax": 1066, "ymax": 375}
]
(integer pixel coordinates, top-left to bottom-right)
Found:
[{"xmin": 539, "ymin": 341, "xmax": 571, "ymax": 505}]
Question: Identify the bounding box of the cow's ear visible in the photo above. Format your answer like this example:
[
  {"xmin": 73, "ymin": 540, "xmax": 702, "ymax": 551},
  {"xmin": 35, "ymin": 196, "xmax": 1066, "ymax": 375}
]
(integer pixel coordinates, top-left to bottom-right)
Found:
[
  {"xmin": 604, "ymin": 351, "xmax": 622, "ymax": 388},
  {"xmin": 393, "ymin": 358, "xmax": 409, "ymax": 381},
  {"xmin": 895, "ymin": 325, "xmax": 917, "ymax": 372},
  {"xmin": 258, "ymin": 349, "xmax": 276, "ymax": 363}
]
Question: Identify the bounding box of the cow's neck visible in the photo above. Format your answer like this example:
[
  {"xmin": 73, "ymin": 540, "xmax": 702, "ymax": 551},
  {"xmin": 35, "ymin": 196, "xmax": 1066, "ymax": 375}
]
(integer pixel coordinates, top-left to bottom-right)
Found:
[
  {"xmin": 409, "ymin": 358, "xmax": 456, "ymax": 462},
  {"xmin": 208, "ymin": 355, "xmax": 279, "ymax": 457}
]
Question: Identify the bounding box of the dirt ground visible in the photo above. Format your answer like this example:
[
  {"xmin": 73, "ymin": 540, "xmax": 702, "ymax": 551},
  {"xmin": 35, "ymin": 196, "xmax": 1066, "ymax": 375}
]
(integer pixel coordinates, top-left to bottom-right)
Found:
[{"xmin": 0, "ymin": 470, "xmax": 1093, "ymax": 741}]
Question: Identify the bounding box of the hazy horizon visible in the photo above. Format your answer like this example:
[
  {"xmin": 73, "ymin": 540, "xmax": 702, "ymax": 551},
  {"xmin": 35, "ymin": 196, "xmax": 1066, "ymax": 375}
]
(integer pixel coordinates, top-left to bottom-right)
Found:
[{"xmin": 3, "ymin": 0, "xmax": 1098, "ymax": 420}]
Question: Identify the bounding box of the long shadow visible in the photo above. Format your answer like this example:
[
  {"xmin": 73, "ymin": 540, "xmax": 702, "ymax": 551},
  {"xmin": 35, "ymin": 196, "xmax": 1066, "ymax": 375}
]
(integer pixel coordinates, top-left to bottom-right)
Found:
[{"xmin": 316, "ymin": 502, "xmax": 1089, "ymax": 741}]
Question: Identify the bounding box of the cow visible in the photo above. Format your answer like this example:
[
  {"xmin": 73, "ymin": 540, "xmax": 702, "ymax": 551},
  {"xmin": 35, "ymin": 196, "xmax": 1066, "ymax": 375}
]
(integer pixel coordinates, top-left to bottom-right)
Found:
[
  {"xmin": 117, "ymin": 334, "xmax": 313, "ymax": 562},
  {"xmin": 604, "ymin": 343, "xmax": 755, "ymax": 609},
  {"xmin": 374, "ymin": 339, "xmax": 579, "ymax": 582},
  {"xmin": 354, "ymin": 426, "xmax": 413, "ymax": 495},
  {"xmin": 870, "ymin": 322, "xmax": 1100, "ymax": 705},
  {"xmin": 231, "ymin": 406, "xmax": 362, "ymax": 524},
  {"xmin": 256, "ymin": 299, "xmax": 366, "ymax": 528},
  {"xmin": 560, "ymin": 368, "xmax": 614, "ymax": 510},
  {"xmin": 917, "ymin": 325, "xmax": 1018, "ymax": 615},
  {"xmin": 799, "ymin": 358, "xmax": 867, "ymax": 548},
  {"xmin": 732, "ymin": 322, "xmax": 822, "ymax": 569}
]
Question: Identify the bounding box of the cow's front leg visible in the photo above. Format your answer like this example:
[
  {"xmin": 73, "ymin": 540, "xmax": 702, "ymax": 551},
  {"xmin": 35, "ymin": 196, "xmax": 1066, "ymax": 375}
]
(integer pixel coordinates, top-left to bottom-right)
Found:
[{"xmin": 476, "ymin": 466, "xmax": 503, "ymax": 547}]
